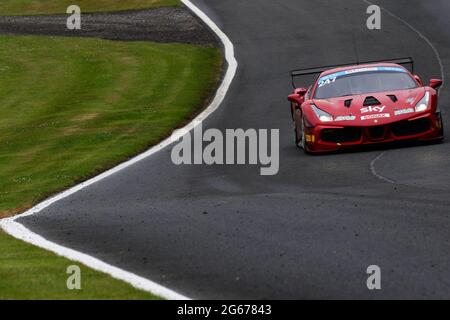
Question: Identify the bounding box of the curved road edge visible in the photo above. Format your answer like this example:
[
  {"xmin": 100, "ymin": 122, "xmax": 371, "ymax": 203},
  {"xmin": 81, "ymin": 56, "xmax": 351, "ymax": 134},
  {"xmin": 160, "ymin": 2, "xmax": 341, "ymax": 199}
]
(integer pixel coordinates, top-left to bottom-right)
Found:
[
  {"xmin": 363, "ymin": 0, "xmax": 446, "ymax": 185},
  {"xmin": 0, "ymin": 0, "xmax": 237, "ymax": 300}
]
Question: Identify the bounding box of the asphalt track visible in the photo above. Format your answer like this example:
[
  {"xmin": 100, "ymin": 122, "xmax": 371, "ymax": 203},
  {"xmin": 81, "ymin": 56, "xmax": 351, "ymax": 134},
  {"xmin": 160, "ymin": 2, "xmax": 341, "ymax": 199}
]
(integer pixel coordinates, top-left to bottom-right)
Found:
[{"xmin": 19, "ymin": 0, "xmax": 450, "ymax": 299}]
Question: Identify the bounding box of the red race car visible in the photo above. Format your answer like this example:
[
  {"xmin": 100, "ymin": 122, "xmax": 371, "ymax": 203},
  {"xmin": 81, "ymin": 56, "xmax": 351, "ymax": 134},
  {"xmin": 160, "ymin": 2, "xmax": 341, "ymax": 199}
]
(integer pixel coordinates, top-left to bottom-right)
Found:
[{"xmin": 288, "ymin": 58, "xmax": 444, "ymax": 153}]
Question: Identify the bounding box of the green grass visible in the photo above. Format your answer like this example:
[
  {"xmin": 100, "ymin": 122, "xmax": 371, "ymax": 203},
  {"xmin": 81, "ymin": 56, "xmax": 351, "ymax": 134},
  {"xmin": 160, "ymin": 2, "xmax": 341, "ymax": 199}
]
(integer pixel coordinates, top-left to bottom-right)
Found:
[
  {"xmin": 0, "ymin": 0, "xmax": 180, "ymax": 16},
  {"xmin": 0, "ymin": 35, "xmax": 222, "ymax": 217},
  {"xmin": 0, "ymin": 230, "xmax": 162, "ymax": 299},
  {"xmin": 0, "ymin": 35, "xmax": 221, "ymax": 299}
]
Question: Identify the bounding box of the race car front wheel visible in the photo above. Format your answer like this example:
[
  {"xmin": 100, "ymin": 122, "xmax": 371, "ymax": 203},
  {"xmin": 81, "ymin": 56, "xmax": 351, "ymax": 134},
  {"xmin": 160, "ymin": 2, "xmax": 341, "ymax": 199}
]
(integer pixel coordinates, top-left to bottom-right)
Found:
[
  {"xmin": 438, "ymin": 112, "xmax": 445, "ymax": 140},
  {"xmin": 295, "ymin": 117, "xmax": 308, "ymax": 153}
]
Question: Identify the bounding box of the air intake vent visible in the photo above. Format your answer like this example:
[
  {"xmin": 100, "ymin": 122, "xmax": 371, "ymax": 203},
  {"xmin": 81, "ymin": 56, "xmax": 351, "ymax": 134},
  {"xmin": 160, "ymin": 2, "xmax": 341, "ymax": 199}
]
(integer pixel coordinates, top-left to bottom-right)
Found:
[
  {"xmin": 363, "ymin": 96, "xmax": 381, "ymax": 106},
  {"xmin": 387, "ymin": 95, "xmax": 398, "ymax": 103},
  {"xmin": 344, "ymin": 99, "xmax": 353, "ymax": 108}
]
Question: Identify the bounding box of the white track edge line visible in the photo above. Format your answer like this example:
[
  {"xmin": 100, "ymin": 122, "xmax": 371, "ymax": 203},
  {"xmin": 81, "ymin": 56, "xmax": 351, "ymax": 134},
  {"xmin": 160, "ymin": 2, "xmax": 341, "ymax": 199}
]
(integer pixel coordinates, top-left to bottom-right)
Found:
[
  {"xmin": 364, "ymin": 0, "xmax": 445, "ymax": 88},
  {"xmin": 364, "ymin": 0, "xmax": 445, "ymax": 184},
  {"xmin": 0, "ymin": 0, "xmax": 237, "ymax": 300},
  {"xmin": 370, "ymin": 151, "xmax": 395, "ymax": 184}
]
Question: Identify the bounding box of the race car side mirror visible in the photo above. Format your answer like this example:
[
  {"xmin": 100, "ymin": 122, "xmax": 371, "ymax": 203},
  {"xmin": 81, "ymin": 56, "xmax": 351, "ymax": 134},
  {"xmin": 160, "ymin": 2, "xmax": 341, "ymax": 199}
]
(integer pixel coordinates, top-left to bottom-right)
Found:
[
  {"xmin": 294, "ymin": 88, "xmax": 308, "ymax": 96},
  {"xmin": 429, "ymin": 79, "xmax": 443, "ymax": 90},
  {"xmin": 288, "ymin": 94, "xmax": 301, "ymax": 104},
  {"xmin": 288, "ymin": 88, "xmax": 308, "ymax": 105},
  {"xmin": 288, "ymin": 88, "xmax": 307, "ymax": 104}
]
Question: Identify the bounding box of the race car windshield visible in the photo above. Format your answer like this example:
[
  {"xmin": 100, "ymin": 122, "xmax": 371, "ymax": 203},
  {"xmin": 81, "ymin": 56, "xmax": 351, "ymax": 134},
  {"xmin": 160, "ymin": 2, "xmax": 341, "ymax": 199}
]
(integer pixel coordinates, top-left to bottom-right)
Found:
[{"xmin": 314, "ymin": 68, "xmax": 418, "ymax": 99}]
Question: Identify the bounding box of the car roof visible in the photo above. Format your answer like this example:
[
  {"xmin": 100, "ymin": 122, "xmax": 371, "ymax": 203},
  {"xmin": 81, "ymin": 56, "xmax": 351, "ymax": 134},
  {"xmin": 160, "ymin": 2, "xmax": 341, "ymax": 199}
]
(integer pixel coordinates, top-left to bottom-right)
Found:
[{"xmin": 318, "ymin": 62, "xmax": 409, "ymax": 78}]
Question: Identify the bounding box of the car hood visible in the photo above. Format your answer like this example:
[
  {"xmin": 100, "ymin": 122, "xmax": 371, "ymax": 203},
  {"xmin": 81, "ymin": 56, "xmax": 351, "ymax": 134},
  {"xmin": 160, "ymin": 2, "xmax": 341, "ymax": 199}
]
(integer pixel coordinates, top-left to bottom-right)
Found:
[{"xmin": 312, "ymin": 87, "xmax": 426, "ymax": 119}]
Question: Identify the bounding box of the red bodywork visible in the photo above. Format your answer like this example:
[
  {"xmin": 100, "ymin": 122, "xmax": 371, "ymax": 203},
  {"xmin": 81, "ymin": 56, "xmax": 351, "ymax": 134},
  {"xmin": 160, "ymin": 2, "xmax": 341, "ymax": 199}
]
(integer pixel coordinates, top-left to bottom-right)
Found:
[{"xmin": 288, "ymin": 63, "xmax": 444, "ymax": 153}]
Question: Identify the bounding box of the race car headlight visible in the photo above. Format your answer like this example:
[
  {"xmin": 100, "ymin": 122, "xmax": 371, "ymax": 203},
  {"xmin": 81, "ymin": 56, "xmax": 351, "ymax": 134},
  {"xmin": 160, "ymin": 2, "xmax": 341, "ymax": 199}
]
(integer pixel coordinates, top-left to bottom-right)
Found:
[
  {"xmin": 311, "ymin": 104, "xmax": 333, "ymax": 122},
  {"xmin": 415, "ymin": 91, "xmax": 430, "ymax": 112}
]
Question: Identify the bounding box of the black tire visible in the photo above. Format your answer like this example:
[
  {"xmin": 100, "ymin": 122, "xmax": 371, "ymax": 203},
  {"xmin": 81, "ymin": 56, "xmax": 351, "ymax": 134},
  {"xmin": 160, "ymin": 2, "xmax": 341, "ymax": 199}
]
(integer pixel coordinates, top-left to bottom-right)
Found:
[
  {"xmin": 294, "ymin": 124, "xmax": 301, "ymax": 147},
  {"xmin": 438, "ymin": 112, "xmax": 445, "ymax": 139},
  {"xmin": 295, "ymin": 116, "xmax": 309, "ymax": 153}
]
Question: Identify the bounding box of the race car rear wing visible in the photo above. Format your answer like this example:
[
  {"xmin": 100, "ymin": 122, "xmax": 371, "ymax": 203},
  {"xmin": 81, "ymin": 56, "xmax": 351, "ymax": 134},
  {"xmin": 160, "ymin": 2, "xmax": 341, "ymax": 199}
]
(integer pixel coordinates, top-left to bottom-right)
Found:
[{"xmin": 290, "ymin": 57, "xmax": 414, "ymax": 88}]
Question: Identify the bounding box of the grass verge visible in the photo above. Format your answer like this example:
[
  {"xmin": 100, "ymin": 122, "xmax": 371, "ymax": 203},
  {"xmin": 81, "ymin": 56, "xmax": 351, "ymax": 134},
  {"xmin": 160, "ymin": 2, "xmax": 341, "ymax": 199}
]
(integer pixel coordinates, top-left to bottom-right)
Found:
[
  {"xmin": 0, "ymin": 34, "xmax": 222, "ymax": 298},
  {"xmin": 0, "ymin": 35, "xmax": 222, "ymax": 217},
  {"xmin": 0, "ymin": 0, "xmax": 180, "ymax": 16},
  {"xmin": 0, "ymin": 230, "xmax": 162, "ymax": 299}
]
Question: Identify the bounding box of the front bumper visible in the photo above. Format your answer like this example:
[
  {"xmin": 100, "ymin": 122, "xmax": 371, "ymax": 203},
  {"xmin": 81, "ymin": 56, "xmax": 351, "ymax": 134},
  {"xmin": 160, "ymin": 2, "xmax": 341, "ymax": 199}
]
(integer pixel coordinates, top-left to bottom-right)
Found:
[{"xmin": 304, "ymin": 112, "xmax": 444, "ymax": 153}]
